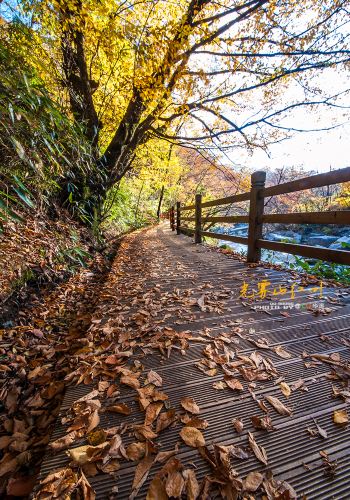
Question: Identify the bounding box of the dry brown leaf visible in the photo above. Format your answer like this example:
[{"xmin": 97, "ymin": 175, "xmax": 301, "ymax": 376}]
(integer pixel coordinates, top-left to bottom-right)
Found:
[
  {"xmin": 251, "ymin": 415, "xmax": 274, "ymax": 431},
  {"xmin": 98, "ymin": 381, "xmax": 110, "ymax": 392},
  {"xmin": 265, "ymin": 395, "xmax": 292, "ymax": 416},
  {"xmin": 106, "ymin": 403, "xmax": 131, "ymax": 415},
  {"xmin": 180, "ymin": 397, "xmax": 200, "ymax": 414},
  {"xmin": 98, "ymin": 459, "xmax": 120, "ymax": 474},
  {"xmin": 333, "ymin": 409, "xmax": 348, "ymax": 424},
  {"xmin": 155, "ymin": 445, "xmax": 179, "ymax": 464},
  {"xmin": 146, "ymin": 370, "xmax": 162, "ymax": 387},
  {"xmin": 146, "ymin": 476, "xmax": 168, "ymax": 500},
  {"xmin": 156, "ymin": 409, "xmax": 177, "ymax": 433},
  {"xmin": 108, "ymin": 434, "xmax": 124, "ymax": 459},
  {"xmin": 130, "ymin": 455, "xmax": 155, "ymax": 499},
  {"xmin": 86, "ymin": 410, "xmax": 100, "ymax": 433},
  {"xmin": 224, "ymin": 375, "xmax": 243, "ymax": 391},
  {"xmin": 145, "ymin": 402, "xmax": 163, "ymax": 426},
  {"xmin": 183, "ymin": 469, "xmax": 200, "ymax": 500},
  {"xmin": 125, "ymin": 442, "xmax": 146, "ymax": 461},
  {"xmin": 105, "ymin": 354, "xmax": 120, "ymax": 365},
  {"xmin": 68, "ymin": 446, "xmax": 91, "ymax": 466},
  {"xmin": 279, "ymin": 382, "xmax": 291, "ymax": 398},
  {"xmin": 120, "ymin": 374, "xmax": 140, "ymax": 389},
  {"xmin": 181, "ymin": 415, "xmax": 209, "ymax": 429},
  {"xmin": 82, "ymin": 463, "xmax": 99, "ymax": 477},
  {"xmin": 230, "ymin": 445, "xmax": 250, "ymax": 460},
  {"xmin": 165, "ymin": 471, "xmax": 184, "ymax": 498},
  {"xmin": 248, "ymin": 432, "xmax": 268, "ymax": 465},
  {"xmin": 213, "ymin": 381, "xmax": 226, "ymax": 390},
  {"xmin": 180, "ymin": 427, "xmax": 205, "ymax": 448},
  {"xmin": 134, "ymin": 425, "xmax": 158, "ymax": 440},
  {"xmin": 78, "ymin": 471, "xmax": 96, "ymax": 500},
  {"xmin": 49, "ymin": 430, "xmax": 83, "ymax": 452},
  {"xmin": 274, "ymin": 346, "xmax": 292, "ymax": 359},
  {"xmin": 243, "ymin": 471, "xmax": 264, "ymax": 492},
  {"xmin": 232, "ymin": 418, "xmax": 244, "ymax": 433},
  {"xmin": 0, "ymin": 455, "xmax": 18, "ymax": 477}
]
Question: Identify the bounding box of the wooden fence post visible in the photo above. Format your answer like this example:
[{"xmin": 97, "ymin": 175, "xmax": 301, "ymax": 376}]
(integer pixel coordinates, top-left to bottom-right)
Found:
[
  {"xmin": 195, "ymin": 193, "xmax": 202, "ymax": 244},
  {"xmin": 170, "ymin": 206, "xmax": 175, "ymax": 231},
  {"xmin": 247, "ymin": 171, "xmax": 266, "ymax": 263},
  {"xmin": 176, "ymin": 201, "xmax": 181, "ymax": 234}
]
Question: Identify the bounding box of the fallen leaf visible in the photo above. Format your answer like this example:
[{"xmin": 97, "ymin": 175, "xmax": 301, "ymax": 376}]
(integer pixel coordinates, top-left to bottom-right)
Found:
[
  {"xmin": 106, "ymin": 403, "xmax": 131, "ymax": 415},
  {"xmin": 180, "ymin": 397, "xmax": 200, "ymax": 414},
  {"xmin": 224, "ymin": 375, "xmax": 243, "ymax": 391},
  {"xmin": 265, "ymin": 395, "xmax": 292, "ymax": 416},
  {"xmin": 6, "ymin": 475, "xmax": 37, "ymax": 497},
  {"xmin": 181, "ymin": 415, "xmax": 209, "ymax": 429},
  {"xmin": 99, "ymin": 459, "xmax": 120, "ymax": 474},
  {"xmin": 291, "ymin": 379, "xmax": 306, "ymax": 392},
  {"xmin": 146, "ymin": 476, "xmax": 168, "ymax": 500},
  {"xmin": 156, "ymin": 409, "xmax": 177, "ymax": 433},
  {"xmin": 197, "ymin": 295, "xmax": 206, "ymax": 311},
  {"xmin": 314, "ymin": 419, "xmax": 328, "ymax": 439},
  {"xmin": 165, "ymin": 470, "xmax": 184, "ymax": 497},
  {"xmin": 248, "ymin": 432, "xmax": 268, "ymax": 465},
  {"xmin": 251, "ymin": 415, "xmax": 274, "ymax": 431},
  {"xmin": 120, "ymin": 374, "xmax": 140, "ymax": 389},
  {"xmin": 230, "ymin": 445, "xmax": 250, "ymax": 460},
  {"xmin": 146, "ymin": 370, "xmax": 163, "ymax": 387},
  {"xmin": 87, "ymin": 429, "xmax": 107, "ymax": 446},
  {"xmin": 213, "ymin": 381, "xmax": 226, "ymax": 390},
  {"xmin": 98, "ymin": 381, "xmax": 110, "ymax": 392},
  {"xmin": 274, "ymin": 345, "xmax": 292, "ymax": 359},
  {"xmin": 108, "ymin": 434, "xmax": 124, "ymax": 458},
  {"xmin": 180, "ymin": 427, "xmax": 205, "ymax": 448},
  {"xmin": 279, "ymin": 382, "xmax": 291, "ymax": 398},
  {"xmin": 134, "ymin": 425, "xmax": 158, "ymax": 440},
  {"xmin": 145, "ymin": 402, "xmax": 163, "ymax": 426},
  {"xmin": 79, "ymin": 471, "xmax": 96, "ymax": 500},
  {"xmin": 155, "ymin": 445, "xmax": 179, "ymax": 464},
  {"xmin": 130, "ymin": 455, "xmax": 155, "ymax": 499},
  {"xmin": 183, "ymin": 469, "xmax": 200, "ymax": 500},
  {"xmin": 86, "ymin": 410, "xmax": 100, "ymax": 433},
  {"xmin": 49, "ymin": 430, "xmax": 83, "ymax": 452},
  {"xmin": 125, "ymin": 442, "xmax": 146, "ymax": 461},
  {"xmin": 232, "ymin": 418, "xmax": 244, "ymax": 433},
  {"xmin": 243, "ymin": 471, "xmax": 264, "ymax": 492},
  {"xmin": 333, "ymin": 409, "xmax": 348, "ymax": 424},
  {"xmin": 105, "ymin": 354, "xmax": 120, "ymax": 365},
  {"xmin": 68, "ymin": 444, "xmax": 105, "ymax": 466},
  {"xmin": 0, "ymin": 455, "xmax": 18, "ymax": 477}
]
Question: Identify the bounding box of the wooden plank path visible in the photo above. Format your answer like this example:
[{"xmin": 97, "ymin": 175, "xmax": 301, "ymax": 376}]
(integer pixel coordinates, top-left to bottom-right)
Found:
[{"xmin": 37, "ymin": 224, "xmax": 350, "ymax": 499}]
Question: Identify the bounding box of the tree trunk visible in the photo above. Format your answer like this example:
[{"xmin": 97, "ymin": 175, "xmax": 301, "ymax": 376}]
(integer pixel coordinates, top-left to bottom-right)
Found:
[{"xmin": 157, "ymin": 185, "xmax": 165, "ymax": 219}]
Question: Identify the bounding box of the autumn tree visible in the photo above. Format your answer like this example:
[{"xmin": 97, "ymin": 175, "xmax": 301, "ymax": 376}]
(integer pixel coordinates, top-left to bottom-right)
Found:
[{"xmin": 10, "ymin": 0, "xmax": 350, "ymax": 217}]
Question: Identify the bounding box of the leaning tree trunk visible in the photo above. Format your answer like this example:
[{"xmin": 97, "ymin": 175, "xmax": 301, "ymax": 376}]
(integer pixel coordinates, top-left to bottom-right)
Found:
[{"xmin": 157, "ymin": 185, "xmax": 165, "ymax": 219}]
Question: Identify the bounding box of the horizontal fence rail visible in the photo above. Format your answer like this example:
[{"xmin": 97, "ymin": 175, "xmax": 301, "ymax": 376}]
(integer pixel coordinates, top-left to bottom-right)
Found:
[{"xmin": 169, "ymin": 167, "xmax": 350, "ymax": 266}]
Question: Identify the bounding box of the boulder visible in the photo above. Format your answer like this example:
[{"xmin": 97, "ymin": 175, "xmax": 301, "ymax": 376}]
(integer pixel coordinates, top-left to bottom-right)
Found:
[
  {"xmin": 305, "ymin": 234, "xmax": 339, "ymax": 247},
  {"xmin": 329, "ymin": 236, "xmax": 350, "ymax": 250},
  {"xmin": 264, "ymin": 232, "xmax": 302, "ymax": 243}
]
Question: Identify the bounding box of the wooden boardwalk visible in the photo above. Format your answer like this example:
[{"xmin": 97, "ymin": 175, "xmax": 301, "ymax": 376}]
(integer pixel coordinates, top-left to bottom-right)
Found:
[{"xmin": 38, "ymin": 224, "xmax": 350, "ymax": 499}]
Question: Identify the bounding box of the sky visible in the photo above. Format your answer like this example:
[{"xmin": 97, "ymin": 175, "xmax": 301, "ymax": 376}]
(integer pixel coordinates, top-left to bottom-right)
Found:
[{"xmin": 236, "ymin": 123, "xmax": 349, "ymax": 174}]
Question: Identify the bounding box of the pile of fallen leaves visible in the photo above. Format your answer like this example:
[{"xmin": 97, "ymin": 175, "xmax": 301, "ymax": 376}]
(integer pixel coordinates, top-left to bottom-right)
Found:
[
  {"xmin": 0, "ymin": 211, "xmax": 91, "ymax": 313},
  {"xmin": 0, "ymin": 243, "xmax": 108, "ymax": 497}
]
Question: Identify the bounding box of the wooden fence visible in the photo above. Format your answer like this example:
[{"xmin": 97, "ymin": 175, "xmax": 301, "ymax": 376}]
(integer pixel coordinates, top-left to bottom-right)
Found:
[{"xmin": 170, "ymin": 167, "xmax": 350, "ymax": 265}]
